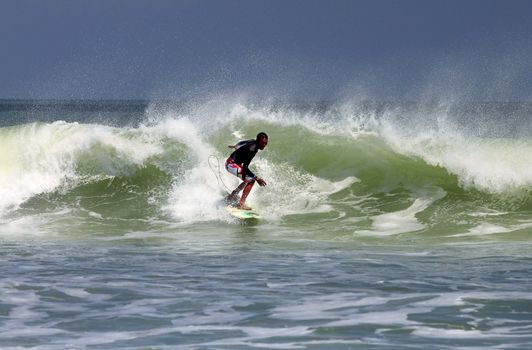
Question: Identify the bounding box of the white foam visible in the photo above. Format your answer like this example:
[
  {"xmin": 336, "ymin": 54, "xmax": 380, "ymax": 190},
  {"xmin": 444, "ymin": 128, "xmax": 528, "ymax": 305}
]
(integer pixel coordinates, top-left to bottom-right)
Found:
[
  {"xmin": 146, "ymin": 98, "xmax": 532, "ymax": 195},
  {"xmin": 379, "ymin": 116, "xmax": 532, "ymax": 193},
  {"xmin": 0, "ymin": 215, "xmax": 44, "ymax": 237},
  {"xmin": 468, "ymin": 210, "xmax": 508, "ymax": 217},
  {"xmin": 272, "ymin": 293, "xmax": 396, "ymax": 321},
  {"xmin": 55, "ymin": 287, "xmax": 91, "ymax": 298},
  {"xmin": 0, "ymin": 121, "xmax": 163, "ymax": 215},
  {"xmin": 256, "ymin": 161, "xmax": 358, "ymax": 220},
  {"xmin": 357, "ymin": 187, "xmax": 446, "ymax": 236},
  {"xmin": 156, "ymin": 117, "xmax": 231, "ymax": 223},
  {"xmin": 154, "ymin": 110, "xmax": 360, "ymax": 223},
  {"xmin": 449, "ymin": 221, "xmax": 532, "ymax": 237}
]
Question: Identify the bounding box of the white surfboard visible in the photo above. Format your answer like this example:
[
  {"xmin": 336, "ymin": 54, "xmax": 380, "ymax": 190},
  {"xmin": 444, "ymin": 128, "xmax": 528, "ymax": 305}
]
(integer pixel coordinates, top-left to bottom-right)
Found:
[{"xmin": 225, "ymin": 205, "xmax": 261, "ymax": 219}]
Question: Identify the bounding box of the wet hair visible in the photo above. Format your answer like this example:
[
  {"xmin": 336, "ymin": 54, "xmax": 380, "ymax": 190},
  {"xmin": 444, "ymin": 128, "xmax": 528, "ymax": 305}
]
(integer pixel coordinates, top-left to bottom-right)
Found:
[{"xmin": 256, "ymin": 132, "xmax": 268, "ymax": 140}]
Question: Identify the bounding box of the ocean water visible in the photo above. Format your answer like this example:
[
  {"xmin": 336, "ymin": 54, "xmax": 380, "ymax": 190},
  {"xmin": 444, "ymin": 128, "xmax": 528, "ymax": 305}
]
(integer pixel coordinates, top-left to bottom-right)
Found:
[{"xmin": 1, "ymin": 99, "xmax": 532, "ymax": 349}]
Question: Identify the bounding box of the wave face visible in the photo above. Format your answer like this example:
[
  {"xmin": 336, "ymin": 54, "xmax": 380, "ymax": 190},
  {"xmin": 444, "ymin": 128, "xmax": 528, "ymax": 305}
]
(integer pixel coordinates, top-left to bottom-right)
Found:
[{"xmin": 2, "ymin": 99, "xmax": 532, "ymax": 241}]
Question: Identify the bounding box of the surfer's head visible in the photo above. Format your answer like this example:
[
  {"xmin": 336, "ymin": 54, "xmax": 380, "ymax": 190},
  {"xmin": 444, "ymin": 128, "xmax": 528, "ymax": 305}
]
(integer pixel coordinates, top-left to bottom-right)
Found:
[{"xmin": 256, "ymin": 132, "xmax": 268, "ymax": 150}]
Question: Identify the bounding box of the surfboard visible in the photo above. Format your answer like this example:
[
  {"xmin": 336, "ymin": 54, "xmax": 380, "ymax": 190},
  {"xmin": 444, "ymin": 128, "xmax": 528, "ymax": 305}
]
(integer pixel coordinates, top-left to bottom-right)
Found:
[{"xmin": 225, "ymin": 205, "xmax": 261, "ymax": 219}]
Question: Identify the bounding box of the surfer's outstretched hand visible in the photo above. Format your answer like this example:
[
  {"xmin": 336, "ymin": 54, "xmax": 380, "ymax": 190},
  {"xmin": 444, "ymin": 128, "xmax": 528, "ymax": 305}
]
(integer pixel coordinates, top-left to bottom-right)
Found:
[{"xmin": 256, "ymin": 177, "xmax": 267, "ymax": 187}]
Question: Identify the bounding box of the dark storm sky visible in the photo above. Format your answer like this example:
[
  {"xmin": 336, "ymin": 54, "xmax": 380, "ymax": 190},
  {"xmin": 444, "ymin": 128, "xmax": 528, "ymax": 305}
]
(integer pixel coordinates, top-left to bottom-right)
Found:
[{"xmin": 2, "ymin": 0, "xmax": 532, "ymax": 100}]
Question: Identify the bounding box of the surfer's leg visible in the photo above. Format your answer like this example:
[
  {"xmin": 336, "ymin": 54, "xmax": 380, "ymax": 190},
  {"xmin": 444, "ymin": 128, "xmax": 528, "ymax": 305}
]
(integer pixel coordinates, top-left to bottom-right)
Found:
[
  {"xmin": 227, "ymin": 182, "xmax": 246, "ymax": 202},
  {"xmin": 239, "ymin": 181, "xmax": 255, "ymax": 209},
  {"xmin": 225, "ymin": 162, "xmax": 246, "ymax": 203}
]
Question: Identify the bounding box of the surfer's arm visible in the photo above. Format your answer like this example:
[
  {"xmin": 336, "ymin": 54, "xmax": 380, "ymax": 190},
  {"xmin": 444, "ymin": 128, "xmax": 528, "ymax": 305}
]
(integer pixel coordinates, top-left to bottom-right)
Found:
[
  {"xmin": 242, "ymin": 164, "xmax": 266, "ymax": 186},
  {"xmin": 229, "ymin": 140, "xmax": 248, "ymax": 149},
  {"xmin": 242, "ymin": 164, "xmax": 256, "ymax": 179}
]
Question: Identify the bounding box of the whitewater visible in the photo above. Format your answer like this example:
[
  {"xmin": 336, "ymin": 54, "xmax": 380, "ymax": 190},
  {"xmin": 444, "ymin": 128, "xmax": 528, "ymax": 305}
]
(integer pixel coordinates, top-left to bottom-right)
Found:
[{"xmin": 1, "ymin": 98, "xmax": 532, "ymax": 349}]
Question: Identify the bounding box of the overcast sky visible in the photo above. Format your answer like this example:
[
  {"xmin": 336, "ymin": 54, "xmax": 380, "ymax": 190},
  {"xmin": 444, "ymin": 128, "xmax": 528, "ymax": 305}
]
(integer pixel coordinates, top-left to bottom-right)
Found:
[{"xmin": 2, "ymin": 0, "xmax": 532, "ymax": 100}]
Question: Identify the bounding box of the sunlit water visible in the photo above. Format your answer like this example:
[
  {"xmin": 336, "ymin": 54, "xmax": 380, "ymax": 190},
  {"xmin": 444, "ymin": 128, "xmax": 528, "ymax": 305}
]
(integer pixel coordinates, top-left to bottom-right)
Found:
[{"xmin": 1, "ymin": 99, "xmax": 532, "ymax": 349}]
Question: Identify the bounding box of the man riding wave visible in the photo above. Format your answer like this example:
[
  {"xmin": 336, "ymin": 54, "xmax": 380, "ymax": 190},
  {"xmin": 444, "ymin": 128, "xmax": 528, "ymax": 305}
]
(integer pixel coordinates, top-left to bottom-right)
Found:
[{"xmin": 225, "ymin": 132, "xmax": 268, "ymax": 210}]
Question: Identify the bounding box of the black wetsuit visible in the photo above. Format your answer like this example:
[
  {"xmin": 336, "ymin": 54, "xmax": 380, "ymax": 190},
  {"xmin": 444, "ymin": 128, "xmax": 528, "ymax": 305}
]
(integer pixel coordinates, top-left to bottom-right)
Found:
[{"xmin": 229, "ymin": 139, "xmax": 259, "ymax": 179}]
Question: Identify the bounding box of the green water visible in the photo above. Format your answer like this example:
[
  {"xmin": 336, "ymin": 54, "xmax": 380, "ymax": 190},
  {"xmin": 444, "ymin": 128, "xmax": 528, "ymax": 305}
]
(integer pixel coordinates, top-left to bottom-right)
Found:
[{"xmin": 1, "ymin": 100, "xmax": 532, "ymax": 349}]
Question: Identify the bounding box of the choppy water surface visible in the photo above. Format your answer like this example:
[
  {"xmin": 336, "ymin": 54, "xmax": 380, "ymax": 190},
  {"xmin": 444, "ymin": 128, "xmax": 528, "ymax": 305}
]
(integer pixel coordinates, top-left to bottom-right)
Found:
[
  {"xmin": 2, "ymin": 238, "xmax": 532, "ymax": 349},
  {"xmin": 1, "ymin": 99, "xmax": 532, "ymax": 349}
]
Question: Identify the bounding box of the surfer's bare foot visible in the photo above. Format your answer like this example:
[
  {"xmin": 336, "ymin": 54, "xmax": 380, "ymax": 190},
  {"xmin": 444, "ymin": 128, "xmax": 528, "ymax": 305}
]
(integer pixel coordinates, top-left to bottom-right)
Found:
[
  {"xmin": 226, "ymin": 192, "xmax": 239, "ymax": 204},
  {"xmin": 238, "ymin": 204, "xmax": 252, "ymax": 210}
]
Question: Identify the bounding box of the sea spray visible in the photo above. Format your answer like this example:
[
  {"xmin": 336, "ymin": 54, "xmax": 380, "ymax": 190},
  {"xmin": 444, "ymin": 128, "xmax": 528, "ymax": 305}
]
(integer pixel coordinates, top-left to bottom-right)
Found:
[{"xmin": 2, "ymin": 99, "xmax": 532, "ymax": 239}]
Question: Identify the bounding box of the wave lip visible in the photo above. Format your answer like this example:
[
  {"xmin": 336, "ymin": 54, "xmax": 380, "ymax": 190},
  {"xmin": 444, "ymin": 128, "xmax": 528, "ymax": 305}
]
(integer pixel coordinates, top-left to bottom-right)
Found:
[
  {"xmin": 0, "ymin": 121, "xmax": 163, "ymax": 214},
  {"xmin": 3, "ymin": 100, "xmax": 532, "ymax": 240}
]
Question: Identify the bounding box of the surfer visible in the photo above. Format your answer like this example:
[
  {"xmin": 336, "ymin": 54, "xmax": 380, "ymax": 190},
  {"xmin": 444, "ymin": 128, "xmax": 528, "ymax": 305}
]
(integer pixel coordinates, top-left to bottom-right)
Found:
[{"xmin": 225, "ymin": 132, "xmax": 268, "ymax": 210}]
